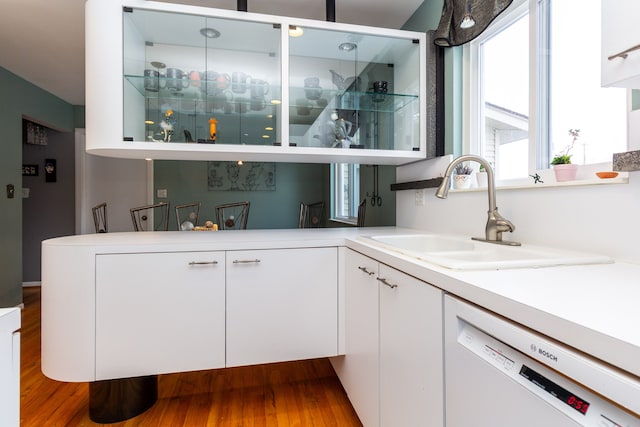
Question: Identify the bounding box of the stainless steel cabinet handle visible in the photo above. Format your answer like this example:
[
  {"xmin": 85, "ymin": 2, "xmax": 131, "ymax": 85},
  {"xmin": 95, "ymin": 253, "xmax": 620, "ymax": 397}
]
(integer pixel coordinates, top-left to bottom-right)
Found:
[
  {"xmin": 188, "ymin": 261, "xmax": 218, "ymax": 265},
  {"xmin": 233, "ymin": 259, "xmax": 261, "ymax": 264},
  {"xmin": 377, "ymin": 277, "xmax": 398, "ymax": 289},
  {"xmin": 358, "ymin": 266, "xmax": 375, "ymax": 275},
  {"xmin": 608, "ymin": 43, "xmax": 640, "ymax": 61}
]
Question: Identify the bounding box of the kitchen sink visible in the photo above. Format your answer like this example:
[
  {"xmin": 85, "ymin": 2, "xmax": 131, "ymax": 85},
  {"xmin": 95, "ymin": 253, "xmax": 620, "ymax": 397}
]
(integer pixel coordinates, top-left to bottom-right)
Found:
[{"xmin": 359, "ymin": 234, "xmax": 613, "ymax": 270}]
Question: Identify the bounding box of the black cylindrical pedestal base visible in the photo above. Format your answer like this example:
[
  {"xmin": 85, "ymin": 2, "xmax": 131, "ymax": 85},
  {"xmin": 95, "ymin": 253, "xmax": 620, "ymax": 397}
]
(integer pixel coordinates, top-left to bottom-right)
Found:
[{"xmin": 89, "ymin": 375, "xmax": 158, "ymax": 423}]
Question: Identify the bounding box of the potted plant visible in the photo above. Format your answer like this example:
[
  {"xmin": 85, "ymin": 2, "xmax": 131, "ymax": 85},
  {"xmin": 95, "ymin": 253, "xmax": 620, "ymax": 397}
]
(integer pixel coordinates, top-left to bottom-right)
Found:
[
  {"xmin": 476, "ymin": 163, "xmax": 491, "ymax": 187},
  {"xmin": 550, "ymin": 129, "xmax": 580, "ymax": 182},
  {"xmin": 453, "ymin": 163, "xmax": 474, "ymax": 189}
]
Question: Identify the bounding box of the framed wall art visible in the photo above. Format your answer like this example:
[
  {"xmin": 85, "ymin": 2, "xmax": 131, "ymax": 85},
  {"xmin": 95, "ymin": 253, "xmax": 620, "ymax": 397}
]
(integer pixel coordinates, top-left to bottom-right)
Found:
[{"xmin": 207, "ymin": 162, "xmax": 275, "ymax": 191}]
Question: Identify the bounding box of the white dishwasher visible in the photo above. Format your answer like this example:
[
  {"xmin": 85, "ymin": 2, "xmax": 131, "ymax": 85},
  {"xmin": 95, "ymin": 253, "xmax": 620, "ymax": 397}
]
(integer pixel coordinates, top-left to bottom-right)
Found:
[{"xmin": 444, "ymin": 295, "xmax": 640, "ymax": 427}]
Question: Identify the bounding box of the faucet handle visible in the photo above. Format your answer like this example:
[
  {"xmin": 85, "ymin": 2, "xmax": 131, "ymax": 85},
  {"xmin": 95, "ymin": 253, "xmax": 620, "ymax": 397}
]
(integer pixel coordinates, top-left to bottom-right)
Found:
[{"xmin": 495, "ymin": 213, "xmax": 515, "ymax": 233}]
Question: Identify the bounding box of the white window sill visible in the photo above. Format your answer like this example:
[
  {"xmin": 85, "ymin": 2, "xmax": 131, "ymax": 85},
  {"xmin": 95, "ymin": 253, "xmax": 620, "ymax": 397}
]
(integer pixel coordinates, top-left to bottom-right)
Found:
[
  {"xmin": 330, "ymin": 217, "xmax": 357, "ymax": 226},
  {"xmin": 451, "ymin": 163, "xmax": 629, "ymax": 192}
]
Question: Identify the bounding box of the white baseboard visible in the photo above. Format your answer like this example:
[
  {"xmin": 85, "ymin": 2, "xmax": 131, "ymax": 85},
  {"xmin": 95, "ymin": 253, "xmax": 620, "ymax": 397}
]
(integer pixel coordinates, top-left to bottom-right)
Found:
[{"xmin": 22, "ymin": 281, "xmax": 41, "ymax": 287}]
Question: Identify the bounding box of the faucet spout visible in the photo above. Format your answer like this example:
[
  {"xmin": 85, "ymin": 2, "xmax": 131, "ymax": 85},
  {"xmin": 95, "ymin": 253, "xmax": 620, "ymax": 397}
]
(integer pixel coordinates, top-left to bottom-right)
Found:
[{"xmin": 435, "ymin": 155, "xmax": 520, "ymax": 246}]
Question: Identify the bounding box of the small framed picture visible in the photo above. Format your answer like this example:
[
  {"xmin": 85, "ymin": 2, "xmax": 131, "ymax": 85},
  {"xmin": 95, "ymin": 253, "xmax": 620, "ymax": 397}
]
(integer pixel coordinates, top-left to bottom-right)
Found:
[
  {"xmin": 22, "ymin": 164, "xmax": 39, "ymax": 176},
  {"xmin": 45, "ymin": 159, "xmax": 57, "ymax": 183}
]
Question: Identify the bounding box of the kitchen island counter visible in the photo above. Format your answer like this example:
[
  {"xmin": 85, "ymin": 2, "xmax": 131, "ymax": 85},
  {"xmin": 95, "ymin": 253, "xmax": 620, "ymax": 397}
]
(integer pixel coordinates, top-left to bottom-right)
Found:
[{"xmin": 42, "ymin": 227, "xmax": 640, "ymax": 383}]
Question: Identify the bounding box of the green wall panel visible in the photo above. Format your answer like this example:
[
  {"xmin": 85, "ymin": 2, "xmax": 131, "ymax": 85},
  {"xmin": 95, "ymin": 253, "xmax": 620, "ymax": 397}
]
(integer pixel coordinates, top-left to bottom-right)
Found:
[
  {"xmin": 0, "ymin": 66, "xmax": 75, "ymax": 307},
  {"xmin": 153, "ymin": 161, "xmax": 329, "ymax": 230}
]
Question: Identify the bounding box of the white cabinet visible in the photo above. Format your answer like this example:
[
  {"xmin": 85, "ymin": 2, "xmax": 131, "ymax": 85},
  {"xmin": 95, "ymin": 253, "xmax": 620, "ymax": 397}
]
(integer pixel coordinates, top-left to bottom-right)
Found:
[
  {"xmin": 334, "ymin": 249, "xmax": 443, "ymax": 427},
  {"xmin": 602, "ymin": 0, "xmax": 640, "ymax": 88},
  {"xmin": 95, "ymin": 251, "xmax": 226, "ymax": 380},
  {"xmin": 378, "ymin": 264, "xmax": 443, "ymax": 427},
  {"xmin": 337, "ymin": 249, "xmax": 380, "ymax": 427},
  {"xmin": 0, "ymin": 308, "xmax": 20, "ymax": 427},
  {"xmin": 226, "ymin": 248, "xmax": 338, "ymax": 367},
  {"xmin": 85, "ymin": 0, "xmax": 427, "ymax": 165}
]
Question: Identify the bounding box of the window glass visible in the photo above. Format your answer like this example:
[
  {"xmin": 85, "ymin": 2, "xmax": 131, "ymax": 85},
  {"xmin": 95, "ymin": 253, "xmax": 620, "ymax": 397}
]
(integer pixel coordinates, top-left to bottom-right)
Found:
[
  {"xmin": 471, "ymin": 0, "xmax": 626, "ymax": 180},
  {"xmin": 481, "ymin": 13, "xmax": 529, "ymax": 179},
  {"xmin": 331, "ymin": 163, "xmax": 360, "ymax": 221},
  {"xmin": 548, "ymin": 0, "xmax": 626, "ymax": 165}
]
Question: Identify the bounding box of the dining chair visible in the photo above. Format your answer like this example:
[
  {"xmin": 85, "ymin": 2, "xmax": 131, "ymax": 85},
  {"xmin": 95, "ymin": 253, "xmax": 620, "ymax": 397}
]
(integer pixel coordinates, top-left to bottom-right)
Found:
[
  {"xmin": 175, "ymin": 202, "xmax": 201, "ymax": 231},
  {"xmin": 130, "ymin": 202, "xmax": 170, "ymax": 231},
  {"xmin": 298, "ymin": 201, "xmax": 324, "ymax": 228},
  {"xmin": 357, "ymin": 199, "xmax": 366, "ymax": 227},
  {"xmin": 214, "ymin": 201, "xmax": 250, "ymax": 230},
  {"xmin": 92, "ymin": 202, "xmax": 108, "ymax": 233}
]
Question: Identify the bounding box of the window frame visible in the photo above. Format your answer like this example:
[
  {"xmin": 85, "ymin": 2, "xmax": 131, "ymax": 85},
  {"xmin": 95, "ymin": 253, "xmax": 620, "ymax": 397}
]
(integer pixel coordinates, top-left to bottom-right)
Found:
[
  {"xmin": 464, "ymin": 0, "xmax": 626, "ymax": 179},
  {"xmin": 330, "ymin": 163, "xmax": 360, "ymax": 224}
]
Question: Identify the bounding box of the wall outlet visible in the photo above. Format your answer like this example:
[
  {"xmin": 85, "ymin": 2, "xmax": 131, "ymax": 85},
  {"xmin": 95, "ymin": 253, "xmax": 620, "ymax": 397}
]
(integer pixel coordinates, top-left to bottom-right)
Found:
[
  {"xmin": 157, "ymin": 188, "xmax": 167, "ymax": 198},
  {"xmin": 414, "ymin": 189, "xmax": 425, "ymax": 206}
]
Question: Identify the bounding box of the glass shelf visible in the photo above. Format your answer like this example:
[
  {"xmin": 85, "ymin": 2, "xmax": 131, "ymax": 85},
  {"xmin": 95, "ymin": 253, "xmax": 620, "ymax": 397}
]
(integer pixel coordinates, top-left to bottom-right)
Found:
[
  {"xmin": 289, "ymin": 87, "xmax": 418, "ymax": 114},
  {"xmin": 125, "ymin": 75, "xmax": 281, "ymax": 108}
]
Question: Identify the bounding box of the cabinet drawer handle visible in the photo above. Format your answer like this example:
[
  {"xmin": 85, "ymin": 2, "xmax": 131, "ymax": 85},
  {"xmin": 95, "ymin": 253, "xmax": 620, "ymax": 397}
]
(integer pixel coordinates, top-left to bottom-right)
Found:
[
  {"xmin": 608, "ymin": 43, "xmax": 640, "ymax": 61},
  {"xmin": 357, "ymin": 266, "xmax": 375, "ymax": 275},
  {"xmin": 377, "ymin": 277, "xmax": 397, "ymax": 289},
  {"xmin": 188, "ymin": 261, "xmax": 218, "ymax": 265},
  {"xmin": 233, "ymin": 259, "xmax": 261, "ymax": 264}
]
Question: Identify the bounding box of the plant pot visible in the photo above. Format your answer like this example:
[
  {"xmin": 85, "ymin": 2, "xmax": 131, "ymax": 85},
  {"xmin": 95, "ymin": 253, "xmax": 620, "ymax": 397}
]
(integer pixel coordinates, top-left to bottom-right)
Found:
[
  {"xmin": 476, "ymin": 171, "xmax": 488, "ymax": 187},
  {"xmin": 553, "ymin": 164, "xmax": 578, "ymax": 182},
  {"xmin": 453, "ymin": 174, "xmax": 473, "ymax": 189}
]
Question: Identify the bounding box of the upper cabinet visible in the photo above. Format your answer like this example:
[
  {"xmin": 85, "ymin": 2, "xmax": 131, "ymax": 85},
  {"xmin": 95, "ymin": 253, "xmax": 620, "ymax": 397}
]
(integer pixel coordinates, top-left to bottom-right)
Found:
[
  {"xmin": 85, "ymin": 0, "xmax": 427, "ymax": 165},
  {"xmin": 602, "ymin": 0, "xmax": 640, "ymax": 88}
]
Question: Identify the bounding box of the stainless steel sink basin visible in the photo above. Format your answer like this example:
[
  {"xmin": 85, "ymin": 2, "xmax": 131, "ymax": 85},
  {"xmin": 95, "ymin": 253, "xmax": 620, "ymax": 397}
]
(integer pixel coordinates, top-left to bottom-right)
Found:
[{"xmin": 359, "ymin": 234, "xmax": 613, "ymax": 270}]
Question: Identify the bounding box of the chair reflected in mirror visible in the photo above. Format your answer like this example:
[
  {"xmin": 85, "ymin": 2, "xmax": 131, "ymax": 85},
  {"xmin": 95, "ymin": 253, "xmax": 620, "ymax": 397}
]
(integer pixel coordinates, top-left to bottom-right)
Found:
[
  {"xmin": 130, "ymin": 202, "xmax": 170, "ymax": 231},
  {"xmin": 357, "ymin": 199, "xmax": 366, "ymax": 227},
  {"xmin": 175, "ymin": 202, "xmax": 201, "ymax": 231},
  {"xmin": 215, "ymin": 201, "xmax": 250, "ymax": 230},
  {"xmin": 92, "ymin": 202, "xmax": 108, "ymax": 233},
  {"xmin": 298, "ymin": 201, "xmax": 325, "ymax": 228}
]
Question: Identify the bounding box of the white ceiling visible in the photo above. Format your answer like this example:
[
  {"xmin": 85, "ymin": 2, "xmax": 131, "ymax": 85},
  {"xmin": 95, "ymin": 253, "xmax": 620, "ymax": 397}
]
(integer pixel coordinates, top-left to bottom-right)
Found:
[{"xmin": 0, "ymin": 0, "xmax": 424, "ymax": 106}]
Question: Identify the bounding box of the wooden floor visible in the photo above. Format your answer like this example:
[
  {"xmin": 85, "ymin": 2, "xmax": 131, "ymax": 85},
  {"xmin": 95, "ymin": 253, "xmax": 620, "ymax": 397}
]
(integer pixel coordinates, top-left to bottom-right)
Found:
[{"xmin": 20, "ymin": 287, "xmax": 363, "ymax": 426}]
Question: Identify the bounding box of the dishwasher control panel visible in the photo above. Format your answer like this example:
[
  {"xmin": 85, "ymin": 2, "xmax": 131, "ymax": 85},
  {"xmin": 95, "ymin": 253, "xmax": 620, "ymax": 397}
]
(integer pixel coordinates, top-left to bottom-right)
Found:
[{"xmin": 459, "ymin": 322, "xmax": 640, "ymax": 427}]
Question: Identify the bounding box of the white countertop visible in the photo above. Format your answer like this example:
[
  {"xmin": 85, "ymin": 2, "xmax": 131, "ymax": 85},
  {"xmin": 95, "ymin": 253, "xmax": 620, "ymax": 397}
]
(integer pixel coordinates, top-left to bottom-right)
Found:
[
  {"xmin": 43, "ymin": 227, "xmax": 640, "ymax": 379},
  {"xmin": 347, "ymin": 231, "xmax": 640, "ymax": 380},
  {"xmin": 0, "ymin": 308, "xmax": 21, "ymax": 335}
]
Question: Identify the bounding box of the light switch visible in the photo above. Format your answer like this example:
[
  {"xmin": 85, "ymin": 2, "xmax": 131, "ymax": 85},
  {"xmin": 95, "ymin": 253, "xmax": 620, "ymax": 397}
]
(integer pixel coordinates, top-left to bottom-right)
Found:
[
  {"xmin": 157, "ymin": 188, "xmax": 167, "ymax": 198},
  {"xmin": 415, "ymin": 190, "xmax": 425, "ymax": 206}
]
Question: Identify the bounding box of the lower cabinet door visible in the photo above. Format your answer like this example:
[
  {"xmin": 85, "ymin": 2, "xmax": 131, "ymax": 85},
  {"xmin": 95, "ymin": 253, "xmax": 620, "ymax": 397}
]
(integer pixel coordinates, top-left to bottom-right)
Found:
[
  {"xmin": 379, "ymin": 264, "xmax": 444, "ymax": 427},
  {"xmin": 95, "ymin": 251, "xmax": 225, "ymax": 380},
  {"xmin": 339, "ymin": 249, "xmax": 380, "ymax": 427},
  {"xmin": 226, "ymin": 247, "xmax": 338, "ymax": 367}
]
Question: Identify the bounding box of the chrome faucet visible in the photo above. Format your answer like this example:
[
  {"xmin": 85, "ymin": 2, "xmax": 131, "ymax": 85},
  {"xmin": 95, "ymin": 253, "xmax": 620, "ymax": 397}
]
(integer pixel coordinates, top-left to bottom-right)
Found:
[{"xmin": 435, "ymin": 155, "xmax": 521, "ymax": 246}]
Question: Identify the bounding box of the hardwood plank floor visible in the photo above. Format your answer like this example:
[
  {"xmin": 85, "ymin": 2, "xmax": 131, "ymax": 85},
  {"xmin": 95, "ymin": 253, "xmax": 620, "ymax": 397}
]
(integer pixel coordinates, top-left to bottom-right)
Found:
[{"xmin": 20, "ymin": 287, "xmax": 362, "ymax": 426}]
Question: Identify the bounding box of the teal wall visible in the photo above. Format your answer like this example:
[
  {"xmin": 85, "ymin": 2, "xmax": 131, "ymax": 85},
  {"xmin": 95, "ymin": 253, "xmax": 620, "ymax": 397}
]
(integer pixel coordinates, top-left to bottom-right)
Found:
[
  {"xmin": 403, "ymin": 0, "xmax": 443, "ymax": 31},
  {"xmin": 632, "ymin": 90, "xmax": 640, "ymax": 111},
  {"xmin": 0, "ymin": 66, "xmax": 77, "ymax": 307},
  {"xmin": 153, "ymin": 160, "xmax": 397, "ymax": 230},
  {"xmin": 154, "ymin": 161, "xmax": 329, "ymax": 230}
]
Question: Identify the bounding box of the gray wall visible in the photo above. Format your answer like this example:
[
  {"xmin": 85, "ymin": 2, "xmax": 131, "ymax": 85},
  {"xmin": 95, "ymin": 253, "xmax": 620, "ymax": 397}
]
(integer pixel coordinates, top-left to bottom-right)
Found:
[
  {"xmin": 0, "ymin": 66, "xmax": 76, "ymax": 307},
  {"xmin": 22, "ymin": 126, "xmax": 75, "ymax": 282}
]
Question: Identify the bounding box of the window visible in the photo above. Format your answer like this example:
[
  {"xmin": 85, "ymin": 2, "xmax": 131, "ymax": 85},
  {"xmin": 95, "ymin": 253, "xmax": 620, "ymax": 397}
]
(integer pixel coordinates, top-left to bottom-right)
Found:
[
  {"xmin": 331, "ymin": 163, "xmax": 360, "ymax": 223},
  {"xmin": 466, "ymin": 0, "xmax": 627, "ymax": 180}
]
